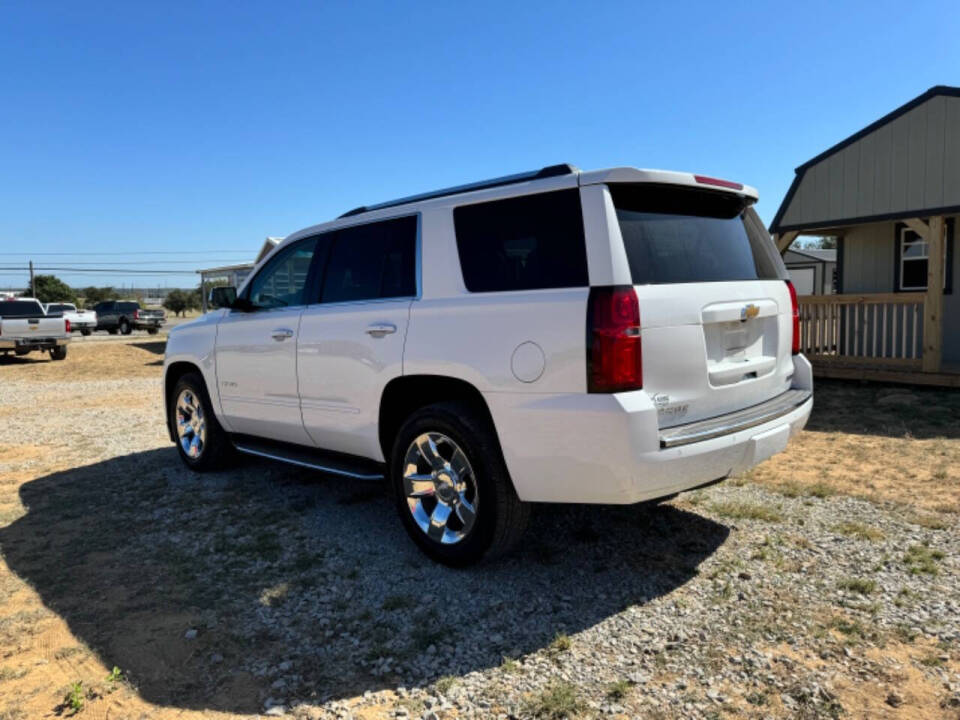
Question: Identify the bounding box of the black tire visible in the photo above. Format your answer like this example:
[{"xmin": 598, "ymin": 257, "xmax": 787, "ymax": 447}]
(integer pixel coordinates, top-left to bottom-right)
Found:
[
  {"xmin": 147, "ymin": 328, "xmax": 159, "ymax": 335},
  {"xmin": 119, "ymin": 319, "xmax": 132, "ymax": 335},
  {"xmin": 50, "ymin": 346, "xmax": 67, "ymax": 361},
  {"xmin": 390, "ymin": 402, "xmax": 529, "ymax": 566},
  {"xmin": 169, "ymin": 372, "xmax": 232, "ymax": 471},
  {"xmin": 80, "ymin": 329, "xmax": 91, "ymax": 336}
]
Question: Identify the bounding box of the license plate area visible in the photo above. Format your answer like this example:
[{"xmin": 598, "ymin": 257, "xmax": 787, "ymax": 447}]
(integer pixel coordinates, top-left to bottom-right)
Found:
[{"xmin": 702, "ymin": 300, "xmax": 779, "ymax": 386}]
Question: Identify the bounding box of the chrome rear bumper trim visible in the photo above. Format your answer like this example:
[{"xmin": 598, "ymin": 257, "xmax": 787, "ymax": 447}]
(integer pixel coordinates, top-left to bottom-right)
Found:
[{"xmin": 659, "ymin": 388, "xmax": 812, "ymax": 449}]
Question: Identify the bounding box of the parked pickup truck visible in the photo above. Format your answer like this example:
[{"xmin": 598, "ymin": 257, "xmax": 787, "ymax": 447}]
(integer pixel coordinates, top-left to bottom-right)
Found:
[
  {"xmin": 94, "ymin": 301, "xmax": 165, "ymax": 335},
  {"xmin": 44, "ymin": 302, "xmax": 97, "ymax": 336},
  {"xmin": 0, "ymin": 298, "xmax": 69, "ymax": 360}
]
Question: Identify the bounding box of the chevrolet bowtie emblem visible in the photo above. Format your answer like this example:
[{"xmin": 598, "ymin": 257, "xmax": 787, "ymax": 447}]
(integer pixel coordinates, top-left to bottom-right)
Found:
[{"xmin": 741, "ymin": 304, "xmax": 760, "ymax": 320}]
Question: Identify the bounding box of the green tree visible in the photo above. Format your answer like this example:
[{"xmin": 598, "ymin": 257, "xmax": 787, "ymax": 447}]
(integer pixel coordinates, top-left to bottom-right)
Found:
[
  {"xmin": 80, "ymin": 286, "xmax": 118, "ymax": 306},
  {"xmin": 28, "ymin": 275, "xmax": 76, "ymax": 304},
  {"xmin": 798, "ymin": 236, "xmax": 838, "ymax": 250},
  {"xmin": 163, "ymin": 289, "xmax": 189, "ymax": 317},
  {"xmin": 187, "ymin": 288, "xmax": 202, "ymax": 312}
]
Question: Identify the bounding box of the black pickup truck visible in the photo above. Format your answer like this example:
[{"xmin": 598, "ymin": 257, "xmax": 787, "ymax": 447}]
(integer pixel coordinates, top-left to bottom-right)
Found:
[{"xmin": 93, "ymin": 301, "xmax": 165, "ymax": 335}]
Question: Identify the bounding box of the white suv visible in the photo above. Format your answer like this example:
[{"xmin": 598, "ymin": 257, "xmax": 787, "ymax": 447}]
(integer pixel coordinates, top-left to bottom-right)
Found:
[{"xmin": 164, "ymin": 164, "xmax": 812, "ymax": 565}]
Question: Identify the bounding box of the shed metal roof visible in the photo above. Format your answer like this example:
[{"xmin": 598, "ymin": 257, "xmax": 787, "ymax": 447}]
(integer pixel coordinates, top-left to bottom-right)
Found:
[
  {"xmin": 784, "ymin": 248, "xmax": 836, "ymax": 263},
  {"xmin": 770, "ymin": 86, "xmax": 960, "ymax": 233}
]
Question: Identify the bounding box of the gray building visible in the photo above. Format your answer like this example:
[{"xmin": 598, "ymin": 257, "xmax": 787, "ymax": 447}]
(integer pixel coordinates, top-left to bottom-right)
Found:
[
  {"xmin": 770, "ymin": 85, "xmax": 960, "ymax": 385},
  {"xmin": 783, "ymin": 247, "xmax": 836, "ymax": 295}
]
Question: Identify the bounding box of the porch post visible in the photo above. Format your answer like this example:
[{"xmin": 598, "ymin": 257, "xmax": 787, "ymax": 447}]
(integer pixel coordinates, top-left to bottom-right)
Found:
[
  {"xmin": 922, "ymin": 215, "xmax": 945, "ymax": 373},
  {"xmin": 775, "ymin": 231, "xmax": 799, "ymax": 254}
]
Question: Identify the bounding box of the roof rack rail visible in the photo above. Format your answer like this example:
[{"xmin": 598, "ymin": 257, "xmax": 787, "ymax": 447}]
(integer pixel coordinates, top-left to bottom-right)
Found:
[{"xmin": 338, "ymin": 163, "xmax": 579, "ymax": 218}]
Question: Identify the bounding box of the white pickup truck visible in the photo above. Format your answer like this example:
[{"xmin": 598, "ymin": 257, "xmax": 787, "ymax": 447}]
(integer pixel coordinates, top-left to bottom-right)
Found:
[
  {"xmin": 44, "ymin": 302, "xmax": 97, "ymax": 336},
  {"xmin": 0, "ymin": 298, "xmax": 70, "ymax": 360}
]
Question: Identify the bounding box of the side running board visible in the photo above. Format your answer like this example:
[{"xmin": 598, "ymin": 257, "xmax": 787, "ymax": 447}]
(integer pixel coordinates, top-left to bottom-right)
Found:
[{"xmin": 231, "ymin": 435, "xmax": 385, "ymax": 480}]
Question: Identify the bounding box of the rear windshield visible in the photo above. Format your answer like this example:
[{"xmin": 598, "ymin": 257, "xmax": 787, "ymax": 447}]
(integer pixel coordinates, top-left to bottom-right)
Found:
[
  {"xmin": 610, "ymin": 184, "xmax": 786, "ymax": 285},
  {"xmin": 46, "ymin": 304, "xmax": 72, "ymax": 313},
  {"xmin": 119, "ymin": 302, "xmax": 139, "ymax": 312},
  {"xmin": 0, "ymin": 301, "xmax": 44, "ymax": 318}
]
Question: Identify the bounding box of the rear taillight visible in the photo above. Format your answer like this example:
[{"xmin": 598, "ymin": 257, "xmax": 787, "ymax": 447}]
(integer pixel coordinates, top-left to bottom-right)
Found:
[
  {"xmin": 587, "ymin": 285, "xmax": 642, "ymax": 393},
  {"xmin": 65, "ymin": 319, "xmax": 71, "ymax": 333},
  {"xmin": 786, "ymin": 280, "xmax": 799, "ymax": 355},
  {"xmin": 134, "ymin": 310, "xmax": 140, "ymax": 320}
]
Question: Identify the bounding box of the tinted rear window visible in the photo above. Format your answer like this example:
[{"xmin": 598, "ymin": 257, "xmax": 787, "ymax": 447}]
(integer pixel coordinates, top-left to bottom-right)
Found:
[
  {"xmin": 119, "ymin": 302, "xmax": 139, "ymax": 312},
  {"xmin": 46, "ymin": 304, "xmax": 71, "ymax": 313},
  {"xmin": 454, "ymin": 189, "xmax": 588, "ymax": 292},
  {"xmin": 610, "ymin": 184, "xmax": 785, "ymax": 285},
  {"xmin": 0, "ymin": 301, "xmax": 43, "ymax": 317}
]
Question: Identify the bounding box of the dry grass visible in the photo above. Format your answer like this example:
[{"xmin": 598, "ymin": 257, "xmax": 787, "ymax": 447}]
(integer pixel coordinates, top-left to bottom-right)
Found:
[
  {"xmin": 708, "ymin": 500, "xmax": 784, "ymax": 523},
  {"xmin": 832, "ymin": 521, "xmax": 885, "ymax": 541},
  {"xmin": 0, "ymin": 340, "xmax": 165, "ymax": 382},
  {"xmin": 746, "ymin": 380, "xmax": 960, "ymax": 514},
  {"xmin": 1, "ymin": 341, "xmax": 959, "ymax": 720}
]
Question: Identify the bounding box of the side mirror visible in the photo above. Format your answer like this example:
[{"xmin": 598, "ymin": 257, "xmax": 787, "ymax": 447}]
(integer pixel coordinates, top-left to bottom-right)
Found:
[{"xmin": 209, "ymin": 286, "xmax": 237, "ymax": 310}]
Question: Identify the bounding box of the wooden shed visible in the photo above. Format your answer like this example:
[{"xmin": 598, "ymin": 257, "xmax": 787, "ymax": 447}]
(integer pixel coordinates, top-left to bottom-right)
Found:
[
  {"xmin": 770, "ymin": 86, "xmax": 960, "ymax": 386},
  {"xmin": 783, "ymin": 247, "xmax": 836, "ymax": 295}
]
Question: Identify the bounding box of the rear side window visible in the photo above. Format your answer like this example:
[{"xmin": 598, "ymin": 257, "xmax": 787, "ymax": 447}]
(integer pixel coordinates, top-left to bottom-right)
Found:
[
  {"xmin": 321, "ymin": 215, "xmax": 417, "ymax": 303},
  {"xmin": 454, "ymin": 189, "xmax": 588, "ymax": 292},
  {"xmin": 610, "ymin": 184, "xmax": 786, "ymax": 285}
]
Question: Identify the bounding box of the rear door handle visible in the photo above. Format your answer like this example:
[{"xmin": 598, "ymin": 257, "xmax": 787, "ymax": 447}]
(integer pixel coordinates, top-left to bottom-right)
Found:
[
  {"xmin": 365, "ymin": 322, "xmax": 397, "ymax": 338},
  {"xmin": 271, "ymin": 328, "xmax": 294, "ymax": 341}
]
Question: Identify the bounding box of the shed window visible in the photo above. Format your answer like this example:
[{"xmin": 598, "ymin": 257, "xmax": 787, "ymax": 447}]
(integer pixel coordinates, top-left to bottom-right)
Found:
[
  {"xmin": 897, "ymin": 224, "xmax": 953, "ymax": 292},
  {"xmin": 899, "ymin": 229, "xmax": 929, "ymax": 290}
]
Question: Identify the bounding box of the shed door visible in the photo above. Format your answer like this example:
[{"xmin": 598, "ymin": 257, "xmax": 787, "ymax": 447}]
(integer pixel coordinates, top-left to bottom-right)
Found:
[{"xmin": 790, "ymin": 267, "xmax": 816, "ymax": 295}]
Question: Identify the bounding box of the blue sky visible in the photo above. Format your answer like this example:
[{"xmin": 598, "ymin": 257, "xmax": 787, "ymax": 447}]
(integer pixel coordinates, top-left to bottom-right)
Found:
[{"xmin": 1, "ymin": 0, "xmax": 958, "ymax": 288}]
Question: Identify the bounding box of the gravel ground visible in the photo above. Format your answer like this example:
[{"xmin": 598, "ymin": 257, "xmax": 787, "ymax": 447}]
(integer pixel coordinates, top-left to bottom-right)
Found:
[{"xmin": 1, "ymin": 341, "xmax": 958, "ymax": 720}]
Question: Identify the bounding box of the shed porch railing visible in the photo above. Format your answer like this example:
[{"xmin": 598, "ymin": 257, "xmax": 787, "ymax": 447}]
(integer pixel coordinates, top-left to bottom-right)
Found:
[{"xmin": 797, "ymin": 293, "xmax": 925, "ymax": 368}]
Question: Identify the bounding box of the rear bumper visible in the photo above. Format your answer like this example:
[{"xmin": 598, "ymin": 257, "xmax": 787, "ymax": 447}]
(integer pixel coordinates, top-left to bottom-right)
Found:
[
  {"xmin": 0, "ymin": 337, "xmax": 69, "ymax": 351},
  {"xmin": 486, "ymin": 355, "xmax": 813, "ymax": 505},
  {"xmin": 659, "ymin": 388, "xmax": 811, "ymax": 448}
]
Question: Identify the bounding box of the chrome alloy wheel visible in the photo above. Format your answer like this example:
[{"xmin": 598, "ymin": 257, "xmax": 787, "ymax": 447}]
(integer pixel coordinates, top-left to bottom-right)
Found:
[
  {"xmin": 402, "ymin": 432, "xmax": 478, "ymax": 545},
  {"xmin": 175, "ymin": 388, "xmax": 206, "ymax": 460}
]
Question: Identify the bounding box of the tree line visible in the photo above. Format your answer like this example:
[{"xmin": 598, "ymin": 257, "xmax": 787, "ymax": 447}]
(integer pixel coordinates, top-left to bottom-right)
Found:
[{"xmin": 25, "ymin": 275, "xmax": 202, "ymax": 317}]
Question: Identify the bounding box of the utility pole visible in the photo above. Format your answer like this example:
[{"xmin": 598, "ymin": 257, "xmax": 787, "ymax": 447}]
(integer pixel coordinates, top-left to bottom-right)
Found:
[{"xmin": 29, "ymin": 260, "xmax": 35, "ymax": 298}]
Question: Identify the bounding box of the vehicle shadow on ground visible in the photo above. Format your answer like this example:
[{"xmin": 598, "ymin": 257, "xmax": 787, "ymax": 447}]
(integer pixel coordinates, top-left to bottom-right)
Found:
[
  {"xmin": 131, "ymin": 340, "xmax": 167, "ymax": 355},
  {"xmin": 1, "ymin": 448, "xmax": 728, "ymax": 714},
  {"xmin": 804, "ymin": 379, "xmax": 960, "ymax": 440},
  {"xmin": 130, "ymin": 340, "xmax": 167, "ymax": 365},
  {"xmin": 0, "ymin": 354, "xmax": 51, "ymax": 365}
]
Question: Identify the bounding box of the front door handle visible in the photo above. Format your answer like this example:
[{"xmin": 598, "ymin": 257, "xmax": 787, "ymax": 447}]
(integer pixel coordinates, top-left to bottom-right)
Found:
[
  {"xmin": 365, "ymin": 322, "xmax": 397, "ymax": 338},
  {"xmin": 271, "ymin": 328, "xmax": 294, "ymax": 341}
]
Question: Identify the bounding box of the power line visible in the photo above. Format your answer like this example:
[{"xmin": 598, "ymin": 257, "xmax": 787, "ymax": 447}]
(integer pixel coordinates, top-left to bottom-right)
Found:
[
  {"xmin": 3, "ymin": 260, "xmax": 252, "ymax": 266},
  {"xmin": 23, "ymin": 268, "xmax": 198, "ymax": 275},
  {"xmin": 0, "ymin": 250, "xmax": 253, "ymax": 256}
]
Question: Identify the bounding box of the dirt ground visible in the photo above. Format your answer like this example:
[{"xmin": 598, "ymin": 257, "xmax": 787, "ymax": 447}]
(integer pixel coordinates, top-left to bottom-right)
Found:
[{"xmin": 0, "ymin": 341, "xmax": 957, "ymax": 719}]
